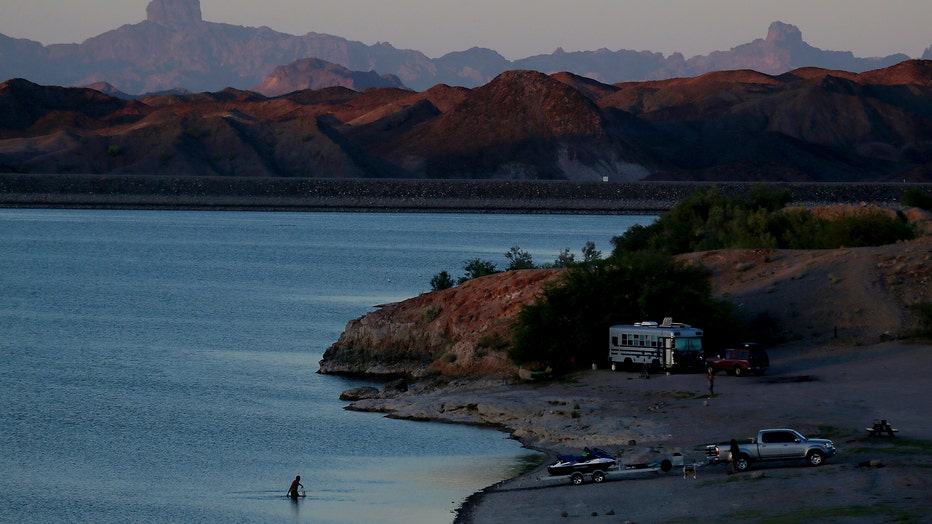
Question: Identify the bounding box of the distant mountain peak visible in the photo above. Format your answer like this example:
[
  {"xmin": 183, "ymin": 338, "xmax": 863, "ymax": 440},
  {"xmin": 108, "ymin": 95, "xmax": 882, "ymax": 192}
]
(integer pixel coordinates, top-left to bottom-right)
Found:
[
  {"xmin": 146, "ymin": 0, "xmax": 202, "ymax": 26},
  {"xmin": 766, "ymin": 21, "xmax": 804, "ymax": 45}
]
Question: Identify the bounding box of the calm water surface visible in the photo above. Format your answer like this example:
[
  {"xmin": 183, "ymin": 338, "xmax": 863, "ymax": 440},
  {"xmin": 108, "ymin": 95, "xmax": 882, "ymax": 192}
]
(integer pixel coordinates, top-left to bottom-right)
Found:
[{"xmin": 0, "ymin": 210, "xmax": 652, "ymax": 523}]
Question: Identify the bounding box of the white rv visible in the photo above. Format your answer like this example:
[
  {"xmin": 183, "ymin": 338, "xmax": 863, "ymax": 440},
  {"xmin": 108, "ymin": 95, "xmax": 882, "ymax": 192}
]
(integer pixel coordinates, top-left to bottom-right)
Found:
[{"xmin": 608, "ymin": 318, "xmax": 704, "ymax": 371}]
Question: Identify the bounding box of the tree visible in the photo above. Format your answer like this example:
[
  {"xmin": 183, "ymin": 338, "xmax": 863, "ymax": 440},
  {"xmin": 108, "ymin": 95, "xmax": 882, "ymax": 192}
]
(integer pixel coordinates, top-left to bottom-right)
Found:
[
  {"xmin": 581, "ymin": 241, "xmax": 601, "ymax": 263},
  {"xmin": 552, "ymin": 248, "xmax": 575, "ymax": 268},
  {"xmin": 459, "ymin": 258, "xmax": 498, "ymax": 284},
  {"xmin": 430, "ymin": 270, "xmax": 455, "ymax": 291},
  {"xmin": 505, "ymin": 245, "xmax": 535, "ymax": 270}
]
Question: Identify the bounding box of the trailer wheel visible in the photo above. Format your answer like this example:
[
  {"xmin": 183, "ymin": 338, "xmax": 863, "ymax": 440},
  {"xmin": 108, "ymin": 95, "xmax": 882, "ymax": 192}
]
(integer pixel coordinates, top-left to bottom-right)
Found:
[
  {"xmin": 660, "ymin": 459, "xmax": 672, "ymax": 472},
  {"xmin": 591, "ymin": 471, "xmax": 605, "ymax": 483},
  {"xmin": 570, "ymin": 473, "xmax": 585, "ymax": 485}
]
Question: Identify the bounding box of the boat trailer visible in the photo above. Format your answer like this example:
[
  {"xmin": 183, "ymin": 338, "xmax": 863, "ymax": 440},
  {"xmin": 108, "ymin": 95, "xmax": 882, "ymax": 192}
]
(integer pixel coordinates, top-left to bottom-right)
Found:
[{"xmin": 540, "ymin": 459, "xmax": 674, "ymax": 486}]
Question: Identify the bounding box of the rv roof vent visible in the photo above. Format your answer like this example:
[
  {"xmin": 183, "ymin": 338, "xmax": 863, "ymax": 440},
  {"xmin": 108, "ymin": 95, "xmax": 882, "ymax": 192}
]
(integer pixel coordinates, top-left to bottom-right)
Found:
[
  {"xmin": 661, "ymin": 317, "xmax": 673, "ymax": 327},
  {"xmin": 635, "ymin": 321, "xmax": 659, "ymax": 327}
]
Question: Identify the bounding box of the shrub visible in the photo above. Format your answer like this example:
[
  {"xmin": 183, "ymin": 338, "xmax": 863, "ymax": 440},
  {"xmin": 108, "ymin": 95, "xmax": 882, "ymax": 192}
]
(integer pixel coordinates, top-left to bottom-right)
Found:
[
  {"xmin": 552, "ymin": 248, "xmax": 576, "ymax": 268},
  {"xmin": 908, "ymin": 302, "xmax": 932, "ymax": 337},
  {"xmin": 814, "ymin": 211, "xmax": 913, "ymax": 248},
  {"xmin": 458, "ymin": 258, "xmax": 498, "ymax": 284},
  {"xmin": 611, "ymin": 185, "xmax": 913, "ymax": 254},
  {"xmin": 505, "ymin": 245, "xmax": 535, "ymax": 270},
  {"xmin": 901, "ymin": 187, "xmax": 932, "ymax": 211},
  {"xmin": 420, "ymin": 305, "xmax": 442, "ymax": 323},
  {"xmin": 430, "ymin": 271, "xmax": 454, "ymax": 291}
]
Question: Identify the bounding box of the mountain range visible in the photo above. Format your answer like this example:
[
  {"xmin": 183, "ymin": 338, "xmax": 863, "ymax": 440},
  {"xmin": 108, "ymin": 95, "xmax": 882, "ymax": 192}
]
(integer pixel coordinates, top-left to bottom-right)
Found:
[
  {"xmin": 3, "ymin": 60, "xmax": 931, "ymax": 182},
  {"xmin": 0, "ymin": 0, "xmax": 927, "ymax": 95}
]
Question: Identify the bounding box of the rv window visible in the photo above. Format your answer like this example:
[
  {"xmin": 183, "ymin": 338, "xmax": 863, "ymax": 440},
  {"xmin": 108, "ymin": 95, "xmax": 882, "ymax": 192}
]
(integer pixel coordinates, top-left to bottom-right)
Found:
[
  {"xmin": 611, "ymin": 336, "xmax": 618, "ymax": 346},
  {"xmin": 674, "ymin": 337, "xmax": 702, "ymax": 351}
]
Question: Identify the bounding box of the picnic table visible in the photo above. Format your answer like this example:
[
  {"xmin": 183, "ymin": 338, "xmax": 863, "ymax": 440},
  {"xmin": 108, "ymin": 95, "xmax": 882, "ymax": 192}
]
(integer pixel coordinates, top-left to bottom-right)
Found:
[{"xmin": 866, "ymin": 419, "xmax": 898, "ymax": 437}]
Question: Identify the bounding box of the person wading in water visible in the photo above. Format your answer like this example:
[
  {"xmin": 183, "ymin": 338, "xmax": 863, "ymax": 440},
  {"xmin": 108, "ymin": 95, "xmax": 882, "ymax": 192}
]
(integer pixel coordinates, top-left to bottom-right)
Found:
[{"xmin": 287, "ymin": 475, "xmax": 304, "ymax": 500}]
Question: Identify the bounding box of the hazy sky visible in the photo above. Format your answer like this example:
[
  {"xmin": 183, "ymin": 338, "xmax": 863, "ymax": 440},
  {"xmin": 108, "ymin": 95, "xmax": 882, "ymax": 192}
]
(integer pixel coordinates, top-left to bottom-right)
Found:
[{"xmin": 2, "ymin": 0, "xmax": 930, "ymax": 60}]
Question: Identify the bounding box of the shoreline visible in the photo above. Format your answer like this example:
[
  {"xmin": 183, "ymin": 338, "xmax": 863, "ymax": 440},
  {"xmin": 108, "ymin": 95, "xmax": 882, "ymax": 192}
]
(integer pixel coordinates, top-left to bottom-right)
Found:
[
  {"xmin": 343, "ymin": 340, "xmax": 932, "ymax": 523},
  {"xmin": 1, "ymin": 174, "xmax": 924, "ymax": 213}
]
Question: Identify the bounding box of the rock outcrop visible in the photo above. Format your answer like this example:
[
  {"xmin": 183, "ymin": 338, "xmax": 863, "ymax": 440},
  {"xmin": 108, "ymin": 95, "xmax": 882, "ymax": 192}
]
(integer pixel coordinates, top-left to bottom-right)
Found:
[
  {"xmin": 318, "ymin": 269, "xmax": 563, "ymax": 379},
  {"xmin": 254, "ymin": 58, "xmax": 407, "ymax": 97},
  {"xmin": 146, "ymin": 0, "xmax": 202, "ymax": 26}
]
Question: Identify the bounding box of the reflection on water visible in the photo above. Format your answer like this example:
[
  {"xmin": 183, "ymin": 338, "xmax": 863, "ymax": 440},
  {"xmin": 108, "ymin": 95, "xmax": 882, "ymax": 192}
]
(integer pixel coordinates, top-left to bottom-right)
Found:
[{"xmin": 0, "ymin": 209, "xmax": 650, "ymax": 523}]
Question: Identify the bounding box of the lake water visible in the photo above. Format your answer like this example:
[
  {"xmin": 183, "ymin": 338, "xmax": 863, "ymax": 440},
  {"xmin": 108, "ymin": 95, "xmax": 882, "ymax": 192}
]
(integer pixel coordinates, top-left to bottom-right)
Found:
[{"xmin": 0, "ymin": 209, "xmax": 652, "ymax": 523}]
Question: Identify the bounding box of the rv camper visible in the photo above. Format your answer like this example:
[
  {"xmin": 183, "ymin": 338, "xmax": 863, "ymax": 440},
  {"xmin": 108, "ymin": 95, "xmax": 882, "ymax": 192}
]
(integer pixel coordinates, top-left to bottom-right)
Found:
[{"xmin": 608, "ymin": 318, "xmax": 704, "ymax": 372}]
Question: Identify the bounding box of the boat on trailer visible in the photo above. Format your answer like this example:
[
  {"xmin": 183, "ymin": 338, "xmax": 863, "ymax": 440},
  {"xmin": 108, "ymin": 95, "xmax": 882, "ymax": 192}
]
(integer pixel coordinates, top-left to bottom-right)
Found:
[{"xmin": 547, "ymin": 447, "xmax": 616, "ymax": 477}]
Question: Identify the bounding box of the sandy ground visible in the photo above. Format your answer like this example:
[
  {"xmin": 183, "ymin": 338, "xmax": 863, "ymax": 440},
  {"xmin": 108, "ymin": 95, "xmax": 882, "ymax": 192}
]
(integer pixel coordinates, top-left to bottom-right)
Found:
[{"xmin": 449, "ymin": 340, "xmax": 932, "ymax": 523}]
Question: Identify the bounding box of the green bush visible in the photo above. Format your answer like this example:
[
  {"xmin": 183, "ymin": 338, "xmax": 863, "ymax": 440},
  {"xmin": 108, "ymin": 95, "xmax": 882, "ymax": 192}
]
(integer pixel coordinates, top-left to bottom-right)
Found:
[
  {"xmin": 612, "ymin": 185, "xmax": 913, "ymax": 255},
  {"xmin": 814, "ymin": 211, "xmax": 913, "ymax": 248},
  {"xmin": 908, "ymin": 302, "xmax": 932, "ymax": 337},
  {"xmin": 902, "ymin": 187, "xmax": 932, "ymax": 211},
  {"xmin": 458, "ymin": 258, "xmax": 499, "ymax": 284},
  {"xmin": 505, "ymin": 245, "xmax": 535, "ymax": 270},
  {"xmin": 430, "ymin": 270, "xmax": 455, "ymax": 291}
]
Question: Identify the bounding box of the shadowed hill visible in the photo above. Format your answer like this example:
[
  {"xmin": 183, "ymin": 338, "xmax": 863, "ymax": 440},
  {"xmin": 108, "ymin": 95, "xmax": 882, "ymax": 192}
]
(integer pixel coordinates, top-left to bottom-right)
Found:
[{"xmin": 3, "ymin": 60, "xmax": 932, "ymax": 181}]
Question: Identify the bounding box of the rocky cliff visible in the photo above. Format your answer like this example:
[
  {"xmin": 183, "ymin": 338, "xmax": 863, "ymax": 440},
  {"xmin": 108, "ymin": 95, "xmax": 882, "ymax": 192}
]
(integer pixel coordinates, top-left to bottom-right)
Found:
[
  {"xmin": 318, "ymin": 269, "xmax": 563, "ymax": 379},
  {"xmin": 253, "ymin": 58, "xmax": 406, "ymax": 97},
  {"xmin": 147, "ymin": 0, "xmax": 202, "ymax": 26}
]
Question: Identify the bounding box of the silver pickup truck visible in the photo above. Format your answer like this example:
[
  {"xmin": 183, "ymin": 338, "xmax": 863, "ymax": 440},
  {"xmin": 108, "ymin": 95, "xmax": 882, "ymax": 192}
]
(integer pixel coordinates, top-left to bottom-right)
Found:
[{"xmin": 706, "ymin": 428, "xmax": 837, "ymax": 471}]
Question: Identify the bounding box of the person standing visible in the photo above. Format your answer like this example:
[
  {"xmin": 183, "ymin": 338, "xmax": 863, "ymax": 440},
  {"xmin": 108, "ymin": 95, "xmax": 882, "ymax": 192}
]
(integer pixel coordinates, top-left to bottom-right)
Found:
[
  {"xmin": 287, "ymin": 475, "xmax": 304, "ymax": 500},
  {"xmin": 707, "ymin": 369, "xmax": 715, "ymax": 399},
  {"xmin": 728, "ymin": 439, "xmax": 740, "ymax": 474}
]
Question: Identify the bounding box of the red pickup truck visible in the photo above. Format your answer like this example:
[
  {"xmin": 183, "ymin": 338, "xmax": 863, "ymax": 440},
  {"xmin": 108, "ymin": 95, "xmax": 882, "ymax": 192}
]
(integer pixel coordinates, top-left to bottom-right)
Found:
[{"xmin": 706, "ymin": 343, "xmax": 769, "ymax": 376}]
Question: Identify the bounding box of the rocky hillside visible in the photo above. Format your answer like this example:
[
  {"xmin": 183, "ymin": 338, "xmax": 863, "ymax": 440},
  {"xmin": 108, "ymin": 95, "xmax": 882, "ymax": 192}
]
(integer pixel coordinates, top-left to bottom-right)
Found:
[
  {"xmin": 253, "ymin": 58, "xmax": 406, "ymax": 97},
  {"xmin": 319, "ymin": 208, "xmax": 931, "ymax": 380},
  {"xmin": 0, "ymin": 0, "xmax": 912, "ymax": 94},
  {"xmin": 319, "ymin": 269, "xmax": 563, "ymax": 379},
  {"xmin": 3, "ymin": 61, "xmax": 932, "ymax": 181}
]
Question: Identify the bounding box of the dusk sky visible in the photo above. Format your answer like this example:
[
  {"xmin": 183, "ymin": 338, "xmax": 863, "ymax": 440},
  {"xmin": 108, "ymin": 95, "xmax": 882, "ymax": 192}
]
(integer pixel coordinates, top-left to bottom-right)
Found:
[{"xmin": 2, "ymin": 0, "xmax": 930, "ymax": 60}]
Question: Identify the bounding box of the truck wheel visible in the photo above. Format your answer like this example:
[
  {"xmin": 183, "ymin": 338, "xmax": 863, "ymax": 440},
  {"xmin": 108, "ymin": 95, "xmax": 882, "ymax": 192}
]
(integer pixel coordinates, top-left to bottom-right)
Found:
[
  {"xmin": 807, "ymin": 451, "xmax": 824, "ymax": 466},
  {"xmin": 571, "ymin": 473, "xmax": 585, "ymax": 485},
  {"xmin": 735, "ymin": 455, "xmax": 750, "ymax": 471},
  {"xmin": 733, "ymin": 365, "xmax": 744, "ymax": 377},
  {"xmin": 591, "ymin": 471, "xmax": 605, "ymax": 483}
]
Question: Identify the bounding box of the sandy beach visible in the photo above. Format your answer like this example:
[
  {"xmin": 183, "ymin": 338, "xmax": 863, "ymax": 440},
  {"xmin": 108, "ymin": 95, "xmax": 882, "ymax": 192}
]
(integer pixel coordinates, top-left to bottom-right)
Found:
[
  {"xmin": 456, "ymin": 340, "xmax": 932, "ymax": 523},
  {"xmin": 349, "ymin": 339, "xmax": 932, "ymax": 522}
]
